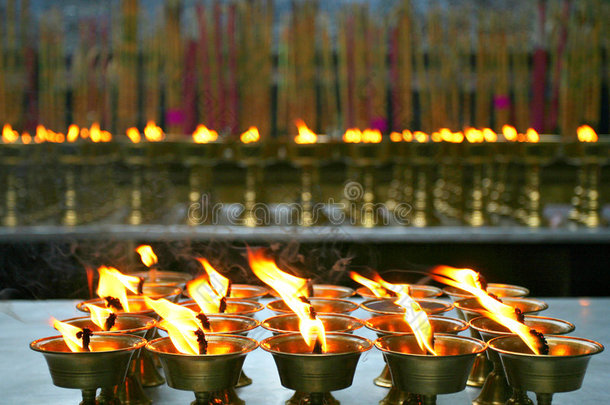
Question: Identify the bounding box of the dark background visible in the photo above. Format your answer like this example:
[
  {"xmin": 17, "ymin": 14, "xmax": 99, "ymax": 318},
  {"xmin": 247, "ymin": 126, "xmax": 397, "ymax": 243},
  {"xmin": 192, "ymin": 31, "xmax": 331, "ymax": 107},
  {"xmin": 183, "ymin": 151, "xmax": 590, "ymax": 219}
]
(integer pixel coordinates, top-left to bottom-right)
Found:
[{"xmin": 1, "ymin": 239, "xmax": 608, "ymax": 299}]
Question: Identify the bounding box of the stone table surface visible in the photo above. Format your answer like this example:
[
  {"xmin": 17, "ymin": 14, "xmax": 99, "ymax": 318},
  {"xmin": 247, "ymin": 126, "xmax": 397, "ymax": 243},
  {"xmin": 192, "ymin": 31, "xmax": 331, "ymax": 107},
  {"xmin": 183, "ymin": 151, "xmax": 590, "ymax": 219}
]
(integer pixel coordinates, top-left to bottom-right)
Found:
[{"xmin": 1, "ymin": 297, "xmax": 608, "ymax": 405}]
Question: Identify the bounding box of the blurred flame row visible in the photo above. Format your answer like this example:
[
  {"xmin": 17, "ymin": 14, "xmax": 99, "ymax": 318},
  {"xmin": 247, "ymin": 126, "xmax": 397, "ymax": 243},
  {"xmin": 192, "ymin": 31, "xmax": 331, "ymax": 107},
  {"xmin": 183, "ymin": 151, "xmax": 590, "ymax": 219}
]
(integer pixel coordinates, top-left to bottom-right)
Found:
[{"xmin": 3, "ymin": 120, "xmax": 599, "ymax": 145}]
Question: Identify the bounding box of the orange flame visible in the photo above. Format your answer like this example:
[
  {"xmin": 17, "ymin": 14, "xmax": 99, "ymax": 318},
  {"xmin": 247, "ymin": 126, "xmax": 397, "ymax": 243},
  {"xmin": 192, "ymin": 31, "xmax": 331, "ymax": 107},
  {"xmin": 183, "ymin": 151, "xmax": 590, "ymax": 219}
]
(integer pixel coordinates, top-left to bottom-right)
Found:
[
  {"xmin": 2, "ymin": 124, "xmax": 19, "ymax": 143},
  {"xmin": 84, "ymin": 303, "xmax": 116, "ymax": 331},
  {"xmin": 577, "ymin": 125, "xmax": 598, "ymax": 143},
  {"xmin": 193, "ymin": 124, "xmax": 219, "ymax": 143},
  {"xmin": 343, "ymin": 128, "xmax": 362, "ymax": 143},
  {"xmin": 464, "ymin": 128, "xmax": 485, "ymax": 143},
  {"xmin": 126, "ymin": 127, "xmax": 141, "ymax": 143},
  {"xmin": 413, "ymin": 131, "xmax": 428, "ymax": 143},
  {"xmin": 67, "ymin": 125, "xmax": 79, "ymax": 143},
  {"xmin": 349, "ymin": 271, "xmax": 392, "ymax": 298},
  {"xmin": 350, "ymin": 271, "xmax": 436, "ymax": 354},
  {"xmin": 136, "ymin": 245, "xmax": 158, "ymax": 267},
  {"xmin": 52, "ymin": 317, "xmax": 88, "ymax": 352},
  {"xmin": 438, "ymin": 128, "xmax": 463, "ymax": 143},
  {"xmin": 294, "ymin": 119, "xmax": 317, "ymax": 144},
  {"xmin": 525, "ymin": 128, "xmax": 539, "ymax": 143},
  {"xmin": 502, "ymin": 125, "xmax": 518, "ymax": 142},
  {"xmin": 35, "ymin": 125, "xmax": 46, "ymax": 143},
  {"xmin": 144, "ymin": 121, "xmax": 164, "ymax": 142},
  {"xmin": 362, "ymin": 129, "xmax": 382, "ymax": 143},
  {"xmin": 80, "ymin": 127, "xmax": 90, "ymax": 139},
  {"xmin": 247, "ymin": 248, "xmax": 326, "ymax": 352},
  {"xmin": 97, "ymin": 266, "xmax": 143, "ymax": 312},
  {"xmin": 430, "ymin": 131, "xmax": 442, "ymax": 142},
  {"xmin": 21, "ymin": 132, "xmax": 32, "ymax": 144},
  {"xmin": 240, "ymin": 126, "xmax": 260, "ymax": 143},
  {"xmin": 145, "ymin": 297, "xmax": 207, "ymax": 354},
  {"xmin": 186, "ymin": 259, "xmax": 230, "ymax": 314},
  {"xmin": 482, "ymin": 128, "xmax": 497, "ymax": 142},
  {"xmin": 89, "ymin": 122, "xmax": 102, "ymax": 143},
  {"xmin": 430, "ymin": 266, "xmax": 545, "ymax": 355},
  {"xmin": 402, "ymin": 130, "xmax": 413, "ymax": 142},
  {"xmin": 390, "ymin": 132, "xmax": 402, "ymax": 142},
  {"xmin": 197, "ymin": 258, "xmax": 230, "ymax": 298}
]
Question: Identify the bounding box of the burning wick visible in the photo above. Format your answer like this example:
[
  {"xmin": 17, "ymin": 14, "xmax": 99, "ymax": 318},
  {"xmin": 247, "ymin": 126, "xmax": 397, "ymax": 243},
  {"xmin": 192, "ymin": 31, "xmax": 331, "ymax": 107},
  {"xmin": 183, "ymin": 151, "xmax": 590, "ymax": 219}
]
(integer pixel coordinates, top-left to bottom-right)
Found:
[
  {"xmin": 104, "ymin": 313, "xmax": 117, "ymax": 331},
  {"xmin": 104, "ymin": 296, "xmax": 124, "ymax": 311},
  {"xmin": 529, "ymin": 329, "xmax": 549, "ymax": 355},
  {"xmin": 194, "ymin": 329, "xmax": 208, "ymax": 354},
  {"xmin": 196, "ymin": 313, "xmax": 211, "ymax": 330},
  {"xmin": 76, "ymin": 328, "xmax": 93, "ymax": 352},
  {"xmin": 137, "ymin": 277, "xmax": 144, "ymax": 295}
]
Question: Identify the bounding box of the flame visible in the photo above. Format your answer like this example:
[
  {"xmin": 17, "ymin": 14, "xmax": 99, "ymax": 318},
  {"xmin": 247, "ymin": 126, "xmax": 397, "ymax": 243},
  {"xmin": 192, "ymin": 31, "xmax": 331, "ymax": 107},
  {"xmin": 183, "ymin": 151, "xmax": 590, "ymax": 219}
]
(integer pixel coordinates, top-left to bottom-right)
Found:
[
  {"xmin": 430, "ymin": 131, "xmax": 442, "ymax": 142},
  {"xmin": 294, "ymin": 119, "xmax": 317, "ymax": 144},
  {"xmin": 577, "ymin": 125, "xmax": 598, "ymax": 143},
  {"xmin": 80, "ymin": 127, "xmax": 90, "ymax": 139},
  {"xmin": 193, "ymin": 124, "xmax": 219, "ymax": 143},
  {"xmin": 439, "ymin": 128, "xmax": 464, "ymax": 143},
  {"xmin": 67, "ymin": 125, "xmax": 79, "ymax": 142},
  {"xmin": 525, "ymin": 128, "xmax": 539, "ymax": 143},
  {"xmin": 240, "ymin": 126, "xmax": 260, "ymax": 143},
  {"xmin": 196, "ymin": 258, "xmax": 230, "ymax": 298},
  {"xmin": 413, "ymin": 131, "xmax": 428, "ymax": 143},
  {"xmin": 362, "ymin": 129, "xmax": 382, "ymax": 143},
  {"xmin": 35, "ymin": 125, "xmax": 46, "ymax": 143},
  {"xmin": 145, "ymin": 297, "xmax": 207, "ymax": 355},
  {"xmin": 144, "ymin": 121, "xmax": 164, "ymax": 142},
  {"xmin": 84, "ymin": 303, "xmax": 116, "ymax": 331},
  {"xmin": 343, "ymin": 128, "xmax": 362, "ymax": 143},
  {"xmin": 21, "ymin": 132, "xmax": 32, "ymax": 144},
  {"xmin": 482, "ymin": 128, "xmax": 497, "ymax": 142},
  {"xmin": 430, "ymin": 266, "xmax": 545, "ymax": 355},
  {"xmin": 464, "ymin": 128, "xmax": 485, "ymax": 143},
  {"xmin": 350, "ymin": 271, "xmax": 436, "ymax": 354},
  {"xmin": 90, "ymin": 122, "xmax": 102, "ymax": 143},
  {"xmin": 125, "ymin": 127, "xmax": 141, "ymax": 143},
  {"xmin": 390, "ymin": 132, "xmax": 402, "ymax": 142},
  {"xmin": 186, "ymin": 259, "xmax": 231, "ymax": 314},
  {"xmin": 247, "ymin": 248, "xmax": 326, "ymax": 352},
  {"xmin": 97, "ymin": 266, "xmax": 143, "ymax": 312},
  {"xmin": 402, "ymin": 130, "xmax": 413, "ymax": 142},
  {"xmin": 349, "ymin": 271, "xmax": 392, "ymax": 298},
  {"xmin": 502, "ymin": 125, "xmax": 518, "ymax": 142},
  {"xmin": 2, "ymin": 124, "xmax": 20, "ymax": 143},
  {"xmin": 52, "ymin": 318, "xmax": 87, "ymax": 352},
  {"xmin": 136, "ymin": 245, "xmax": 158, "ymax": 267}
]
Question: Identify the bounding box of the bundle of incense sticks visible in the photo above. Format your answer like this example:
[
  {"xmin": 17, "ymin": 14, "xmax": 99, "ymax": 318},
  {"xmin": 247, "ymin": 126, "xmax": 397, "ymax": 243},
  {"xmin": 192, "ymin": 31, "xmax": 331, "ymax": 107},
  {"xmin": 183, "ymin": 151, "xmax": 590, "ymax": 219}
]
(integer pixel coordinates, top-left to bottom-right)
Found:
[
  {"xmin": 547, "ymin": 0, "xmax": 570, "ymax": 134},
  {"xmin": 72, "ymin": 21, "xmax": 99, "ymax": 127},
  {"xmin": 559, "ymin": 2, "xmax": 602, "ymax": 139},
  {"xmin": 338, "ymin": 3, "xmax": 387, "ymax": 130},
  {"xmin": 164, "ymin": 0, "xmax": 184, "ymax": 134},
  {"xmin": 389, "ymin": 0, "xmax": 414, "ymax": 131},
  {"xmin": 237, "ymin": 0, "xmax": 272, "ymax": 138},
  {"xmin": 3, "ymin": 0, "xmax": 25, "ymax": 129},
  {"xmin": 117, "ymin": 0, "xmax": 139, "ymax": 133},
  {"xmin": 413, "ymin": 15, "xmax": 430, "ymax": 132},
  {"xmin": 0, "ymin": 3, "xmax": 8, "ymax": 125},
  {"xmin": 455, "ymin": 7, "xmax": 473, "ymax": 129},
  {"xmin": 277, "ymin": 0, "xmax": 317, "ymax": 134},
  {"xmin": 426, "ymin": 8, "xmax": 448, "ymax": 131},
  {"xmin": 491, "ymin": 13, "xmax": 510, "ymax": 132},
  {"xmin": 510, "ymin": 15, "xmax": 531, "ymax": 132},
  {"xmin": 445, "ymin": 11, "xmax": 462, "ymax": 131},
  {"xmin": 317, "ymin": 14, "xmax": 337, "ymax": 133},
  {"xmin": 194, "ymin": 1, "xmax": 239, "ymax": 134},
  {"xmin": 474, "ymin": 10, "xmax": 492, "ymax": 129},
  {"xmin": 38, "ymin": 8, "xmax": 67, "ymax": 131},
  {"xmin": 142, "ymin": 11, "xmax": 162, "ymax": 126}
]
